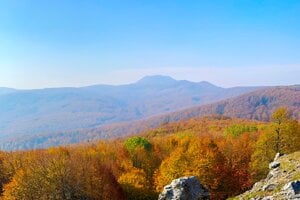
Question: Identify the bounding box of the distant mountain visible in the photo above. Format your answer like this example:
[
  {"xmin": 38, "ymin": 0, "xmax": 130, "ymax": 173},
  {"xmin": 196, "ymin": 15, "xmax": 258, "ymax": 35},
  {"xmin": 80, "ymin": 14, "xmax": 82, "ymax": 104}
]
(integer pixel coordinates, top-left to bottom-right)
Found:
[
  {"xmin": 136, "ymin": 75, "xmax": 178, "ymax": 86},
  {"xmin": 0, "ymin": 75, "xmax": 260, "ymax": 142},
  {"xmin": 158, "ymin": 85, "xmax": 300, "ymax": 121},
  {"xmin": 1, "ymin": 85, "xmax": 299, "ymax": 150}
]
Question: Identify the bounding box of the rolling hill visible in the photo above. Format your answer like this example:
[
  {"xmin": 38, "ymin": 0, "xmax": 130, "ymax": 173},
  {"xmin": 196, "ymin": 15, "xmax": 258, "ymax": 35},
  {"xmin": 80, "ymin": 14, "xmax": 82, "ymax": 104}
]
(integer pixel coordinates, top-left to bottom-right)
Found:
[
  {"xmin": 1, "ymin": 85, "xmax": 298, "ymax": 150},
  {"xmin": 0, "ymin": 75, "xmax": 259, "ymax": 141}
]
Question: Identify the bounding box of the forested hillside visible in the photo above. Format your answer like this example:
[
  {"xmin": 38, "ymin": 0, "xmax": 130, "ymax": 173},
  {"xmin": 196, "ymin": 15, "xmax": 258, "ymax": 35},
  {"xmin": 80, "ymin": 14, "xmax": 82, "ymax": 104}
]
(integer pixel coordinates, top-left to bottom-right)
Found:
[
  {"xmin": 1, "ymin": 0, "xmax": 299, "ymax": 199},
  {"xmin": 0, "ymin": 76, "xmax": 259, "ymax": 147},
  {"xmin": 176, "ymin": 85, "xmax": 300, "ymax": 121},
  {"xmin": 1, "ymin": 85, "xmax": 298, "ymax": 150},
  {"xmin": 0, "ymin": 108, "xmax": 299, "ymax": 200}
]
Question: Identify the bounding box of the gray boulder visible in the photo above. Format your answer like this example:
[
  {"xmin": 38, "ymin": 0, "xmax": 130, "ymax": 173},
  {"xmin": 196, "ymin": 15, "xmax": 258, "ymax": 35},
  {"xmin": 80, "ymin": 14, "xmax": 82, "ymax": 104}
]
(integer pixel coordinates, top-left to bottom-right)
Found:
[
  {"xmin": 282, "ymin": 180, "xmax": 300, "ymax": 199},
  {"xmin": 235, "ymin": 151, "xmax": 300, "ymax": 200},
  {"xmin": 262, "ymin": 183, "xmax": 277, "ymax": 192},
  {"xmin": 269, "ymin": 161, "xmax": 280, "ymax": 169},
  {"xmin": 158, "ymin": 176, "xmax": 209, "ymax": 200},
  {"xmin": 273, "ymin": 152, "xmax": 283, "ymax": 161},
  {"xmin": 261, "ymin": 196, "xmax": 274, "ymax": 200},
  {"xmin": 269, "ymin": 153, "xmax": 282, "ymax": 169}
]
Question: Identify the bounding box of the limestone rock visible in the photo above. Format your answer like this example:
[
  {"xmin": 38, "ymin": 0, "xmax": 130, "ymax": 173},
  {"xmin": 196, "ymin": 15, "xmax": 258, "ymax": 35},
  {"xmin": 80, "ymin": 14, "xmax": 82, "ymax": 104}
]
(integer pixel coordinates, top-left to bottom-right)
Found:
[
  {"xmin": 274, "ymin": 152, "xmax": 283, "ymax": 161},
  {"xmin": 268, "ymin": 152, "xmax": 283, "ymax": 170},
  {"xmin": 158, "ymin": 176, "xmax": 209, "ymax": 200},
  {"xmin": 282, "ymin": 180, "xmax": 300, "ymax": 199},
  {"xmin": 262, "ymin": 184, "xmax": 277, "ymax": 192},
  {"xmin": 235, "ymin": 151, "xmax": 300, "ymax": 200},
  {"xmin": 261, "ymin": 196, "xmax": 274, "ymax": 200},
  {"xmin": 269, "ymin": 161, "xmax": 280, "ymax": 169}
]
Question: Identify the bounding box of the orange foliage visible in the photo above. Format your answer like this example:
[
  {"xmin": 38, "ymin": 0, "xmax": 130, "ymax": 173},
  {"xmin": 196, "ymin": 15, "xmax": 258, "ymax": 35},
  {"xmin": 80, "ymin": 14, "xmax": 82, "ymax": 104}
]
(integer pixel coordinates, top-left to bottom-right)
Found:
[{"xmin": 0, "ymin": 116, "xmax": 298, "ymax": 200}]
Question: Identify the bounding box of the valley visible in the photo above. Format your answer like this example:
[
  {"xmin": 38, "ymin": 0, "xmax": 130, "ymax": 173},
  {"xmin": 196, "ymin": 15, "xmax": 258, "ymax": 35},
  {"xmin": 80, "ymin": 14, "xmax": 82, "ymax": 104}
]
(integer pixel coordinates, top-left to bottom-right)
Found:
[
  {"xmin": 1, "ymin": 83, "xmax": 298, "ymax": 150},
  {"xmin": 0, "ymin": 75, "xmax": 264, "ymax": 150}
]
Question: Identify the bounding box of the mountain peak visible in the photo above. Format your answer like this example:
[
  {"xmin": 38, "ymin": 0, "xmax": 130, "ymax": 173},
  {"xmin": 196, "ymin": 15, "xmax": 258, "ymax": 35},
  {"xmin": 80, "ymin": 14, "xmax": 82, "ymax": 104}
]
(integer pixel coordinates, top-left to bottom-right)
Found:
[
  {"xmin": 136, "ymin": 75, "xmax": 177, "ymax": 85},
  {"xmin": 197, "ymin": 81, "xmax": 219, "ymax": 88}
]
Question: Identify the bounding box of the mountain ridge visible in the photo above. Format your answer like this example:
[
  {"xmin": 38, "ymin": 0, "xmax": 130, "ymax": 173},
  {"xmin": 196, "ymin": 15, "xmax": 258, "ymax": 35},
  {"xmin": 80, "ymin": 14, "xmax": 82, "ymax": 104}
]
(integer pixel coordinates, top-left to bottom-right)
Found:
[
  {"xmin": 1, "ymin": 75, "xmax": 262, "ymax": 91},
  {"xmin": 0, "ymin": 76, "xmax": 262, "ymax": 143},
  {"xmin": 0, "ymin": 84, "xmax": 299, "ymax": 150}
]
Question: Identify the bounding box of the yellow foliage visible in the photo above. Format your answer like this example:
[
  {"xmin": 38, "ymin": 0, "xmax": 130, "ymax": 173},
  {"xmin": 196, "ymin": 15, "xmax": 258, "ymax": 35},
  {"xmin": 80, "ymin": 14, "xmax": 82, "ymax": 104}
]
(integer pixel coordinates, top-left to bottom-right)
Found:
[{"xmin": 118, "ymin": 168, "xmax": 148, "ymax": 189}]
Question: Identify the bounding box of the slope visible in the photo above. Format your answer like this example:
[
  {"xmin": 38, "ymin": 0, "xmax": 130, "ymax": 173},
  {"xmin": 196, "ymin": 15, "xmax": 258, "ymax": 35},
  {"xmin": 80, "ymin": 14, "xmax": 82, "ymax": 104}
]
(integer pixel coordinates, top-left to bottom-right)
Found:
[
  {"xmin": 232, "ymin": 151, "xmax": 300, "ymax": 199},
  {"xmin": 0, "ymin": 75, "xmax": 259, "ymax": 140},
  {"xmin": 0, "ymin": 85, "xmax": 298, "ymax": 150}
]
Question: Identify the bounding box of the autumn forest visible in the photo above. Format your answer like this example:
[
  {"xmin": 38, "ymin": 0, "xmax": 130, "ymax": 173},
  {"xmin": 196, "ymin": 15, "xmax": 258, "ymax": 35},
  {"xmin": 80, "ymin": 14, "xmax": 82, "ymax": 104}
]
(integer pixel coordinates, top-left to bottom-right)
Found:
[
  {"xmin": 1, "ymin": 0, "xmax": 300, "ymax": 199},
  {"xmin": 0, "ymin": 108, "xmax": 299, "ymax": 200}
]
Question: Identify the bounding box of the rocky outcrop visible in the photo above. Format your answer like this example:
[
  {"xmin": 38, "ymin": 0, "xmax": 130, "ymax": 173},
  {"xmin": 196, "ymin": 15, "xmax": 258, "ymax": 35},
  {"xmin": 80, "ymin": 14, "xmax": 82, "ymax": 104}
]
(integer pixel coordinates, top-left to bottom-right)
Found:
[
  {"xmin": 282, "ymin": 181, "xmax": 300, "ymax": 198},
  {"xmin": 158, "ymin": 176, "xmax": 209, "ymax": 200},
  {"xmin": 234, "ymin": 151, "xmax": 300, "ymax": 200}
]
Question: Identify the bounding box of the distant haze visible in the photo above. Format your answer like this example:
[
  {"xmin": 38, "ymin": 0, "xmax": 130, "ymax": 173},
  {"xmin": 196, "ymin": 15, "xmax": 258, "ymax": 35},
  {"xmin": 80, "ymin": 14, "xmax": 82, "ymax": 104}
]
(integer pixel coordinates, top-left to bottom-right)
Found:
[
  {"xmin": 0, "ymin": 75, "xmax": 261, "ymax": 145},
  {"xmin": 0, "ymin": 1, "xmax": 300, "ymax": 89},
  {"xmin": 0, "ymin": 66, "xmax": 299, "ymax": 89}
]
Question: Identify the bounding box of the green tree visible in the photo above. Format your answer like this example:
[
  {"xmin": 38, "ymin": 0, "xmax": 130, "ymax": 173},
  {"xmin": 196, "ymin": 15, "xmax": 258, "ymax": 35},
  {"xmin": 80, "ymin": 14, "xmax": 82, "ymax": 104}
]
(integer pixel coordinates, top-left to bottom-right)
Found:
[
  {"xmin": 270, "ymin": 107, "xmax": 300, "ymax": 154},
  {"xmin": 251, "ymin": 107, "xmax": 300, "ymax": 181},
  {"xmin": 224, "ymin": 124, "xmax": 258, "ymax": 137},
  {"xmin": 124, "ymin": 137, "xmax": 152, "ymax": 152},
  {"xmin": 124, "ymin": 137, "xmax": 152, "ymax": 169},
  {"xmin": 271, "ymin": 107, "xmax": 289, "ymax": 153}
]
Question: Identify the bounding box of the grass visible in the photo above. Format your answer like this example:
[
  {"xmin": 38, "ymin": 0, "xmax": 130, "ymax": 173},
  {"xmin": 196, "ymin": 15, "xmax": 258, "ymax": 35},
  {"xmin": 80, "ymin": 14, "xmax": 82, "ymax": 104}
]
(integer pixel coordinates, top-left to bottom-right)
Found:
[{"xmin": 227, "ymin": 151, "xmax": 300, "ymax": 200}]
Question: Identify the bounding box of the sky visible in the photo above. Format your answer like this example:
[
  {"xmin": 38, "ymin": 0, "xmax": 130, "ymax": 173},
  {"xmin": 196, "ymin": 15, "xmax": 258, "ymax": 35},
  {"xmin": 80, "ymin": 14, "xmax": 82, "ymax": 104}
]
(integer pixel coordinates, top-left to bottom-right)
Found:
[{"xmin": 0, "ymin": 0, "xmax": 299, "ymax": 89}]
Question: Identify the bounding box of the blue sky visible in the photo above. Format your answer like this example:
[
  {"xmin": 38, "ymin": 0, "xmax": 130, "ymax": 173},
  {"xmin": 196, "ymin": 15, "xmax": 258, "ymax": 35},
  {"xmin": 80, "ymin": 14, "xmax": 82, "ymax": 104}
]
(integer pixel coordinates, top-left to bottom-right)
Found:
[{"xmin": 0, "ymin": 0, "xmax": 299, "ymax": 89}]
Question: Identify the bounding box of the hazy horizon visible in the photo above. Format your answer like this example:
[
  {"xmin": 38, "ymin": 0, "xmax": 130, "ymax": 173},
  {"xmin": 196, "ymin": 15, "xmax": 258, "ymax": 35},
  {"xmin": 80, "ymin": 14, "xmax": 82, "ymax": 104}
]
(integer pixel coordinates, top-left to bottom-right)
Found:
[
  {"xmin": 0, "ymin": 71, "xmax": 299, "ymax": 90},
  {"xmin": 1, "ymin": 1, "xmax": 299, "ymax": 89}
]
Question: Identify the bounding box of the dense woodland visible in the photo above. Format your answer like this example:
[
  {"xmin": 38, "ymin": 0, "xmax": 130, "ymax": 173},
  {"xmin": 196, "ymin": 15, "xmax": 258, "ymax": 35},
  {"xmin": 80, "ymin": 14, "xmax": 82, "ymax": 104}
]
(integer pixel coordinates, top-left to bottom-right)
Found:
[
  {"xmin": 0, "ymin": 108, "xmax": 299, "ymax": 200},
  {"xmin": 1, "ymin": 86, "xmax": 299, "ymax": 151},
  {"xmin": 0, "ymin": 76, "xmax": 258, "ymax": 147}
]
